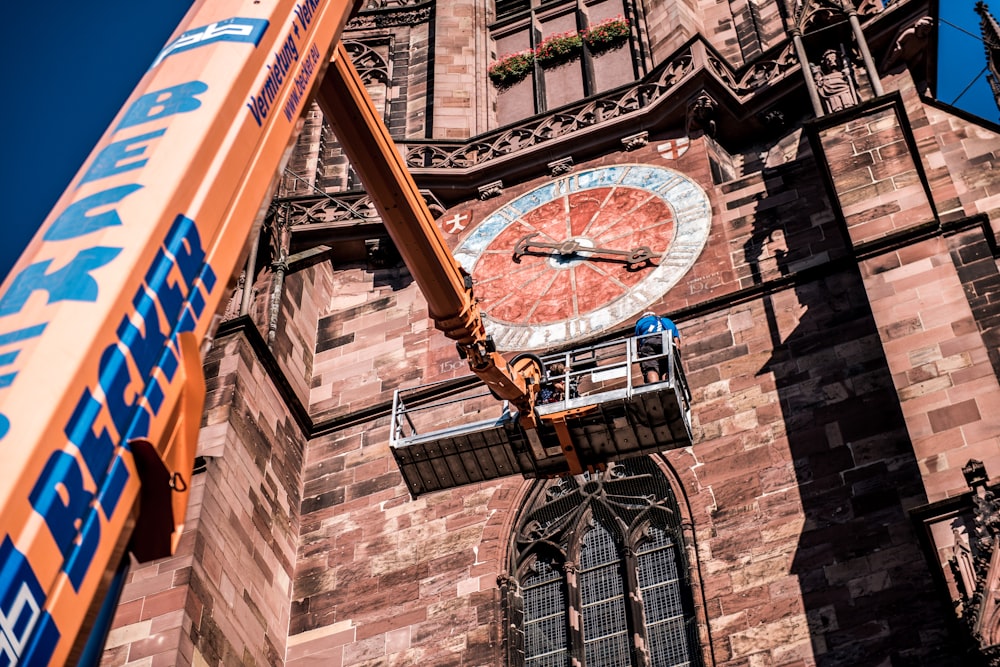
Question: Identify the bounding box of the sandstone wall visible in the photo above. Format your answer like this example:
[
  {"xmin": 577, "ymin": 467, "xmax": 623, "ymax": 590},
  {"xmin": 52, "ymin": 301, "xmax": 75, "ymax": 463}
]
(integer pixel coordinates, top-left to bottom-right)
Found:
[
  {"xmin": 274, "ymin": 116, "xmax": 970, "ymax": 663},
  {"xmin": 103, "ymin": 334, "xmax": 305, "ymax": 666},
  {"xmin": 99, "ymin": 2, "xmax": 1000, "ymax": 665}
]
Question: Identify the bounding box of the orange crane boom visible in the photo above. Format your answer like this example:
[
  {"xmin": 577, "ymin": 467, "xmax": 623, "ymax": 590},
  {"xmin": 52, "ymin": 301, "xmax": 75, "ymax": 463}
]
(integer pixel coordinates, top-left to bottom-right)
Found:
[
  {"xmin": 0, "ymin": 1, "xmax": 550, "ymax": 662},
  {"xmin": 0, "ymin": 1, "xmax": 361, "ymax": 662},
  {"xmin": 316, "ymin": 45, "xmax": 540, "ymax": 419}
]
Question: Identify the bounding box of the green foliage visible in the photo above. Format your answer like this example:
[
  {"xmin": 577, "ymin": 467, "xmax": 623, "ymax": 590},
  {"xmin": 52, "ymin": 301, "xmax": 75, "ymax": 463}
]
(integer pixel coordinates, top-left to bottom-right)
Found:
[
  {"xmin": 535, "ymin": 32, "xmax": 583, "ymax": 67},
  {"xmin": 488, "ymin": 50, "xmax": 535, "ymax": 88},
  {"xmin": 582, "ymin": 16, "xmax": 630, "ymax": 53},
  {"xmin": 488, "ymin": 17, "xmax": 631, "ymax": 87}
]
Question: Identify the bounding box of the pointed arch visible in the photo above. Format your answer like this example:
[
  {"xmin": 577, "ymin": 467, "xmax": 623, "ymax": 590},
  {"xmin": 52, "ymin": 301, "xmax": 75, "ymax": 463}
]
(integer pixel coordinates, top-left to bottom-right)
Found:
[{"xmin": 502, "ymin": 456, "xmax": 705, "ymax": 666}]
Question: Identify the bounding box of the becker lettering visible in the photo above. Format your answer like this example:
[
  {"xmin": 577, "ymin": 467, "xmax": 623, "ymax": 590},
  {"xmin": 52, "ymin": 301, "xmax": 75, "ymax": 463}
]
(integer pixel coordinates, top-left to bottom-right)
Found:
[
  {"xmin": 0, "ymin": 80, "xmax": 208, "ymax": 436},
  {"xmin": 32, "ymin": 214, "xmax": 215, "ymax": 592}
]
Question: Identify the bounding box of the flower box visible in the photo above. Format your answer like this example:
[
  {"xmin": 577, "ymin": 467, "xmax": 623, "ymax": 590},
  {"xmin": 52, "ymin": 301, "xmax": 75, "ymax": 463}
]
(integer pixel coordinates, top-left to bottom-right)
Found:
[
  {"xmin": 488, "ymin": 50, "xmax": 535, "ymax": 88},
  {"xmin": 535, "ymin": 32, "xmax": 583, "ymax": 67},
  {"xmin": 582, "ymin": 16, "xmax": 630, "ymax": 54}
]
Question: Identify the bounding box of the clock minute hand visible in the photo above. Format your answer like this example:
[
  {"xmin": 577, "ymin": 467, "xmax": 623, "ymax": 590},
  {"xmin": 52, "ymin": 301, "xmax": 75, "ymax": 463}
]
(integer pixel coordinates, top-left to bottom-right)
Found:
[
  {"xmin": 590, "ymin": 245, "xmax": 657, "ymax": 265},
  {"xmin": 513, "ymin": 232, "xmax": 656, "ymax": 268}
]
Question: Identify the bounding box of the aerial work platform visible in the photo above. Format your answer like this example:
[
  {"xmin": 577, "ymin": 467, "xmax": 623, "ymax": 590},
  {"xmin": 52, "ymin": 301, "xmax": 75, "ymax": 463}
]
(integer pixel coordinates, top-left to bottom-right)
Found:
[{"xmin": 390, "ymin": 332, "xmax": 692, "ymax": 497}]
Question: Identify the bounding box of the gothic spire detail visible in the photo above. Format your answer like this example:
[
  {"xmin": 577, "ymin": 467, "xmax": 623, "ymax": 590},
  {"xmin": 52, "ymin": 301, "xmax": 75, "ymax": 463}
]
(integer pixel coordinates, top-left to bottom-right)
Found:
[{"xmin": 975, "ymin": 2, "xmax": 1000, "ymax": 115}]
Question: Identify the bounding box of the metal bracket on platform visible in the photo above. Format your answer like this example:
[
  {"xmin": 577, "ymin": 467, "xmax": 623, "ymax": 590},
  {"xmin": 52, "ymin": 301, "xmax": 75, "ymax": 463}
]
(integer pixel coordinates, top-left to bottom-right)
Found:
[{"xmin": 546, "ymin": 405, "xmax": 600, "ymax": 476}]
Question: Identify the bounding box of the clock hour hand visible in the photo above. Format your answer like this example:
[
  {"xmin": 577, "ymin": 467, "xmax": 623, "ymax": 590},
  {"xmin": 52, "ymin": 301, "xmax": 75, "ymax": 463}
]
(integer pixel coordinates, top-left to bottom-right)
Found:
[{"xmin": 513, "ymin": 232, "xmax": 656, "ymax": 268}]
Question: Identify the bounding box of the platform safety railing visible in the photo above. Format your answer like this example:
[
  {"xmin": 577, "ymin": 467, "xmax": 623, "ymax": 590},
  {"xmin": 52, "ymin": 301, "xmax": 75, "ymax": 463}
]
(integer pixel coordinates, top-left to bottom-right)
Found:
[
  {"xmin": 390, "ymin": 378, "xmax": 513, "ymax": 446},
  {"xmin": 390, "ymin": 331, "xmax": 690, "ymax": 448}
]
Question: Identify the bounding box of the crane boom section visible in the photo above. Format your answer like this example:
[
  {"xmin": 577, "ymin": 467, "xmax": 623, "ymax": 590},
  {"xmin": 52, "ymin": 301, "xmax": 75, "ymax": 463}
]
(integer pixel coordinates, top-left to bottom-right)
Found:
[
  {"xmin": 317, "ymin": 48, "xmax": 535, "ymax": 407},
  {"xmin": 319, "ymin": 47, "xmax": 479, "ymax": 340},
  {"xmin": 0, "ymin": 1, "xmax": 359, "ymax": 663}
]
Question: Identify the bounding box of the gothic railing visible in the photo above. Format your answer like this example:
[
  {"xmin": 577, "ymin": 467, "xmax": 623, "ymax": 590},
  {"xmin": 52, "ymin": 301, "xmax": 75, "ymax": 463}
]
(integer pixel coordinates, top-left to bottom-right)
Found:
[
  {"xmin": 399, "ymin": 35, "xmax": 806, "ymax": 170},
  {"xmin": 274, "ymin": 177, "xmax": 445, "ymax": 226},
  {"xmin": 347, "ymin": 0, "xmax": 432, "ymax": 29},
  {"xmin": 402, "ymin": 44, "xmax": 695, "ymax": 170},
  {"xmin": 343, "ymin": 39, "xmax": 391, "ymax": 85},
  {"xmin": 285, "ymin": 191, "xmax": 382, "ymax": 225},
  {"xmin": 359, "ymin": 0, "xmax": 425, "ymax": 8},
  {"xmin": 706, "ymin": 41, "xmax": 798, "ymax": 96}
]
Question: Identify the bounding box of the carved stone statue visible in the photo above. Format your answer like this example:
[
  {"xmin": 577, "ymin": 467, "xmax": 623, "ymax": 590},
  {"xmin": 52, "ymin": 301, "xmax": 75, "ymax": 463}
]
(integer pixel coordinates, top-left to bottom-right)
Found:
[
  {"xmin": 222, "ymin": 271, "xmax": 246, "ymax": 321},
  {"xmin": 687, "ymin": 92, "xmax": 718, "ymax": 137},
  {"xmin": 811, "ymin": 49, "xmax": 859, "ymax": 113},
  {"xmin": 885, "ymin": 16, "xmax": 934, "ymax": 70}
]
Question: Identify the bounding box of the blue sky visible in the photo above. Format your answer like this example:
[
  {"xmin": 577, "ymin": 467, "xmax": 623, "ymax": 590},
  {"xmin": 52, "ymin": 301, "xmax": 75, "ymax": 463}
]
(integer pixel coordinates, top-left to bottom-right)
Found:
[
  {"xmin": 939, "ymin": 0, "xmax": 1000, "ymax": 121},
  {"xmin": 0, "ymin": 1, "xmax": 195, "ymax": 282},
  {"xmin": 0, "ymin": 1, "xmax": 996, "ymax": 282}
]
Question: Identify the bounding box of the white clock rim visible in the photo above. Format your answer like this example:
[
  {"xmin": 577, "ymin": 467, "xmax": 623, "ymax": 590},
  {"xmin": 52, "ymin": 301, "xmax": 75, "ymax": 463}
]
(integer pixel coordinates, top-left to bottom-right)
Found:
[{"xmin": 454, "ymin": 164, "xmax": 712, "ymax": 351}]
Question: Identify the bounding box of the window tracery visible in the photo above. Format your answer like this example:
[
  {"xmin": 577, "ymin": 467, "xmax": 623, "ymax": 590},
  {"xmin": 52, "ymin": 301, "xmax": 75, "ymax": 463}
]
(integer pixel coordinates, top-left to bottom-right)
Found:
[{"xmin": 504, "ymin": 457, "xmax": 701, "ymax": 666}]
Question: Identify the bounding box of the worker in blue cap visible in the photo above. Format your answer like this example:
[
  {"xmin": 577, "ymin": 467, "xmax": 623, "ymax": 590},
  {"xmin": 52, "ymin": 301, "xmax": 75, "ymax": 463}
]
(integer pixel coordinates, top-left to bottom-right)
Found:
[{"xmin": 635, "ymin": 310, "xmax": 680, "ymax": 383}]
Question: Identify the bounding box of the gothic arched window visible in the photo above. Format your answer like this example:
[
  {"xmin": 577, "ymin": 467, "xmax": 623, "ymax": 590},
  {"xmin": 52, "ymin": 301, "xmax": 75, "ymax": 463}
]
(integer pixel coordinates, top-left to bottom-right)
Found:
[{"xmin": 500, "ymin": 457, "xmax": 702, "ymax": 666}]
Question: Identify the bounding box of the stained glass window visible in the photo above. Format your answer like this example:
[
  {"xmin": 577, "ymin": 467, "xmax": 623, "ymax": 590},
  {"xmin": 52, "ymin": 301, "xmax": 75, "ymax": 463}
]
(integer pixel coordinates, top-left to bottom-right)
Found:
[
  {"xmin": 580, "ymin": 522, "xmax": 631, "ymax": 666},
  {"xmin": 524, "ymin": 559, "xmax": 570, "ymax": 667},
  {"xmin": 638, "ymin": 526, "xmax": 693, "ymax": 666}
]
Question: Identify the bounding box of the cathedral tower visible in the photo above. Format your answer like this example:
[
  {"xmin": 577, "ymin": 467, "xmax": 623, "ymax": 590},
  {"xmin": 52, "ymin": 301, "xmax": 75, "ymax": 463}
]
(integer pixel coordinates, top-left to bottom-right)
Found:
[{"xmin": 97, "ymin": 1, "xmax": 1000, "ymax": 664}]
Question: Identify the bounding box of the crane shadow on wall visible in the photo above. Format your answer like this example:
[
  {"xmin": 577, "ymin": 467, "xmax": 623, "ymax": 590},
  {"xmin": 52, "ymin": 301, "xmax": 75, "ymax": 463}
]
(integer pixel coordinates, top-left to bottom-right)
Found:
[{"xmin": 741, "ymin": 164, "xmax": 960, "ymax": 665}]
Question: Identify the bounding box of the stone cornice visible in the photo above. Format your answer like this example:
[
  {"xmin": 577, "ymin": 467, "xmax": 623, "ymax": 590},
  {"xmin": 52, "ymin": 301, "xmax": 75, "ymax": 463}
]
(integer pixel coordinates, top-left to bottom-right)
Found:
[{"xmin": 396, "ymin": 2, "xmax": 917, "ymax": 204}]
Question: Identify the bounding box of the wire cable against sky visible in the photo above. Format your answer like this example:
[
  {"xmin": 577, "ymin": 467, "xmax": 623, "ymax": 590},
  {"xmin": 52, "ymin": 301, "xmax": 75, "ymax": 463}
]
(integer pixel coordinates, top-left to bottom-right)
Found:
[
  {"xmin": 950, "ymin": 64, "xmax": 990, "ymax": 104},
  {"xmin": 939, "ymin": 15, "xmax": 998, "ymax": 112},
  {"xmin": 940, "ymin": 17, "xmax": 1000, "ymax": 49}
]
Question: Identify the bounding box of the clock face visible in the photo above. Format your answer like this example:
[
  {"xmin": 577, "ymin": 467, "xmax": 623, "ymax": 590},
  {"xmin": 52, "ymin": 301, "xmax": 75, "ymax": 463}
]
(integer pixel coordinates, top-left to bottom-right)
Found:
[{"xmin": 455, "ymin": 164, "xmax": 711, "ymax": 350}]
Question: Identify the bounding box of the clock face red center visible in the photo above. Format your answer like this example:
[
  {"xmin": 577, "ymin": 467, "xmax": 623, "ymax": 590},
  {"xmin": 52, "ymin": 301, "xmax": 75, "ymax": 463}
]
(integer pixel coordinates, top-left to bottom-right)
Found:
[
  {"xmin": 471, "ymin": 186, "xmax": 676, "ymax": 327},
  {"xmin": 453, "ymin": 164, "xmax": 712, "ymax": 350}
]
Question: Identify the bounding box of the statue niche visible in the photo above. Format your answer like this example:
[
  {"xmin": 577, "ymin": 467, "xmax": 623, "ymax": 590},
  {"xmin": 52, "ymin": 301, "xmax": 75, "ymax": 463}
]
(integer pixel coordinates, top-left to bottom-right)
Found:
[{"xmin": 811, "ymin": 47, "xmax": 859, "ymax": 114}]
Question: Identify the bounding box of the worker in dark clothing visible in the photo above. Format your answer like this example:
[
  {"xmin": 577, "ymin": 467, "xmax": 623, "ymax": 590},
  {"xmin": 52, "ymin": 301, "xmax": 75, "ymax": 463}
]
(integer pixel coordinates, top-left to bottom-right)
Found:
[
  {"xmin": 635, "ymin": 310, "xmax": 680, "ymax": 383},
  {"xmin": 538, "ymin": 364, "xmax": 564, "ymax": 404},
  {"xmin": 538, "ymin": 362, "xmax": 577, "ymax": 403}
]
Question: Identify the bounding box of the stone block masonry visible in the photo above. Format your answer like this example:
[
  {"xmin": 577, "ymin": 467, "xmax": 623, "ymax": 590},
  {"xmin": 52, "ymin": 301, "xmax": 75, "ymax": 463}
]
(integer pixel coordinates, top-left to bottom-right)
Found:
[
  {"xmin": 104, "ymin": 335, "xmax": 306, "ymax": 665},
  {"xmin": 819, "ymin": 103, "xmax": 935, "ymax": 245},
  {"xmin": 860, "ymin": 230, "xmax": 1000, "ymax": 501}
]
